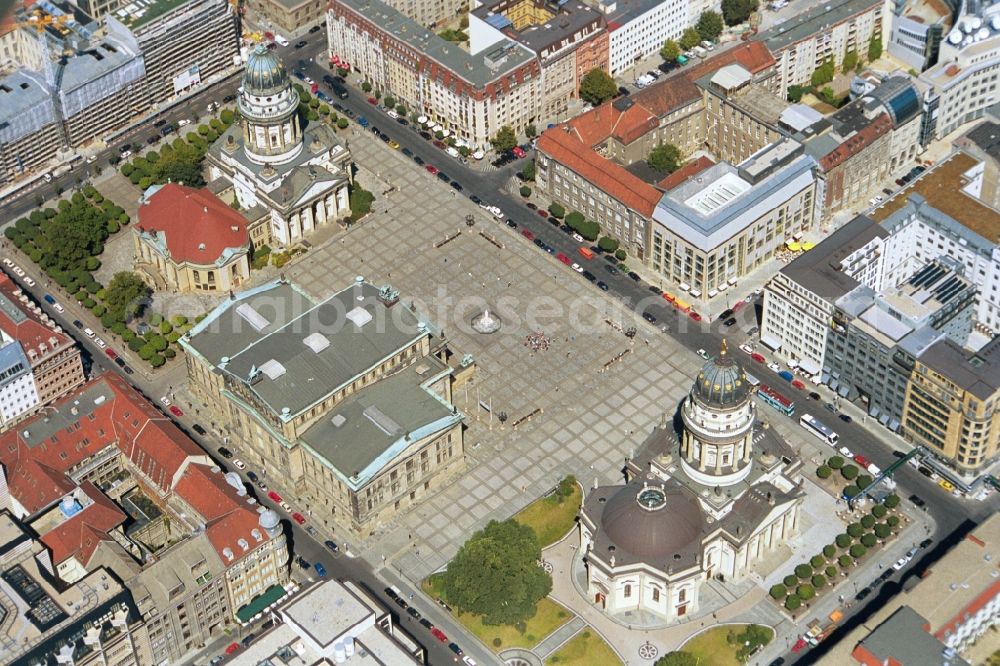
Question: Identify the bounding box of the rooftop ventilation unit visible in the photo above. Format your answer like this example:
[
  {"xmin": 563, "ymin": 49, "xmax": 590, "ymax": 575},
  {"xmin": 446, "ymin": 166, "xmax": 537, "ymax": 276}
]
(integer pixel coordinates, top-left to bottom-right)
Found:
[
  {"xmin": 363, "ymin": 405, "xmax": 402, "ymax": 435},
  {"xmin": 303, "ymin": 332, "xmax": 330, "ymax": 353},
  {"xmin": 236, "ymin": 303, "xmax": 270, "ymax": 332},
  {"xmin": 331, "ymin": 413, "xmax": 347, "ymax": 427},
  {"xmin": 259, "ymin": 359, "xmax": 287, "ymax": 380},
  {"xmin": 346, "ymin": 306, "xmax": 373, "ymax": 328}
]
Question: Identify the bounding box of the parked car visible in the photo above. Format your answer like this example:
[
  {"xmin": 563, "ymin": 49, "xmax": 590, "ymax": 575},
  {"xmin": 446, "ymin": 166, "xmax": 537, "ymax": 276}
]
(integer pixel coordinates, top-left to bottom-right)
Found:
[
  {"xmin": 192, "ymin": 423, "xmax": 207, "ymax": 435},
  {"xmin": 697, "ymin": 349, "xmax": 710, "ymax": 360},
  {"xmin": 292, "ymin": 512, "xmax": 306, "ymax": 525},
  {"xmin": 268, "ymin": 490, "xmax": 283, "ymax": 503},
  {"xmin": 233, "ymin": 459, "xmax": 247, "ymax": 470},
  {"xmin": 325, "ymin": 539, "xmax": 339, "ymax": 552},
  {"xmin": 247, "ymin": 471, "xmax": 259, "ymax": 482},
  {"xmin": 314, "ymin": 562, "xmax": 327, "ymax": 577},
  {"xmin": 218, "ymin": 447, "xmax": 233, "ymax": 459},
  {"xmin": 169, "ymin": 405, "xmax": 184, "ymax": 417},
  {"xmin": 431, "ymin": 628, "xmax": 448, "ymax": 643}
]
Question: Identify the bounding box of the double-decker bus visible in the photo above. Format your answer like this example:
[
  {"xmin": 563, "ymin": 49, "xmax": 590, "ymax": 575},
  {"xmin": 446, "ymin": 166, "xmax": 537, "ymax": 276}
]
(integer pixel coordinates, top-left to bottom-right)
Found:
[
  {"xmin": 799, "ymin": 413, "xmax": 839, "ymax": 445},
  {"xmin": 756, "ymin": 384, "xmax": 795, "ymax": 416}
]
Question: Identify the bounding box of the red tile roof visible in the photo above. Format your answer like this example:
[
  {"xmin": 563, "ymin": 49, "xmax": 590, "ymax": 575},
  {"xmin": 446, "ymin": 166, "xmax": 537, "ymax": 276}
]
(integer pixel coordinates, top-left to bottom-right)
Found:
[
  {"xmin": 658, "ymin": 156, "xmax": 715, "ymax": 189},
  {"xmin": 138, "ymin": 183, "xmax": 249, "ymax": 265},
  {"xmin": 633, "ymin": 42, "xmax": 775, "ymax": 118},
  {"xmin": 819, "ymin": 113, "xmax": 892, "ymax": 171},
  {"xmin": 0, "ymin": 374, "xmax": 207, "ymax": 514},
  {"xmin": 566, "ymin": 99, "xmax": 658, "ymax": 148},
  {"xmin": 39, "ymin": 482, "xmax": 126, "ymax": 566},
  {"xmin": 537, "ymin": 128, "xmax": 662, "ymax": 217},
  {"xmin": 174, "ymin": 464, "xmax": 270, "ymax": 562},
  {"xmin": 0, "ymin": 373, "xmax": 270, "ymax": 565},
  {"xmin": 0, "ymin": 274, "xmax": 74, "ymax": 365}
]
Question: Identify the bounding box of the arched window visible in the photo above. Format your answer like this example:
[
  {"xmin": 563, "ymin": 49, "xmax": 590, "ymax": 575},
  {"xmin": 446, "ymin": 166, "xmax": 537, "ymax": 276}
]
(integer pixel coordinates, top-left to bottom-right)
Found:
[
  {"xmin": 652, "ymin": 587, "xmax": 660, "ymax": 602},
  {"xmin": 624, "ymin": 584, "xmax": 632, "ymax": 598},
  {"xmin": 678, "ymin": 588, "xmax": 687, "ymax": 603}
]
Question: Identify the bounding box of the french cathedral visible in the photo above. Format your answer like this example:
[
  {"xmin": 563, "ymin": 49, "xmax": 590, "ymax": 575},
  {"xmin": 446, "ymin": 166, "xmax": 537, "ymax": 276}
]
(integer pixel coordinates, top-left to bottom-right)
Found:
[
  {"xmin": 579, "ymin": 342, "xmax": 805, "ymax": 621},
  {"xmin": 206, "ymin": 44, "xmax": 353, "ymax": 248}
]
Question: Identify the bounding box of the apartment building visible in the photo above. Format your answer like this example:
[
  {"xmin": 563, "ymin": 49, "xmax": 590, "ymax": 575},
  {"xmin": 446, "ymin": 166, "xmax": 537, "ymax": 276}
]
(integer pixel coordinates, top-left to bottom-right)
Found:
[
  {"xmin": 887, "ymin": 0, "xmax": 951, "ymax": 72},
  {"xmin": 0, "ymin": 71, "xmax": 63, "ymax": 186},
  {"xmin": 247, "ymin": 0, "xmax": 326, "ymax": 34},
  {"xmin": 756, "ymin": 0, "xmax": 887, "ymax": 92},
  {"xmin": 872, "ymin": 152, "xmax": 1000, "ymax": 336},
  {"xmin": 902, "ymin": 336, "xmax": 1000, "ymax": 476},
  {"xmin": 0, "ymin": 273, "xmax": 86, "ymax": 429},
  {"xmin": 0, "ymin": 512, "xmax": 156, "ymax": 666},
  {"xmin": 761, "ymin": 215, "xmax": 889, "ymax": 373},
  {"xmin": 328, "ymin": 0, "xmax": 541, "ymax": 147},
  {"xmin": 699, "ymin": 64, "xmax": 788, "ymax": 164},
  {"xmin": 180, "ymin": 278, "xmax": 470, "ymax": 537},
  {"xmin": 596, "ymin": 0, "xmax": 691, "ymax": 76},
  {"xmin": 919, "ymin": 9, "xmax": 1000, "ymax": 140},
  {"xmin": 953, "ymin": 110, "xmax": 1000, "ymax": 210},
  {"xmin": 649, "ymin": 140, "xmax": 817, "ymax": 297},
  {"xmin": 0, "ymin": 374, "xmax": 291, "ymax": 662},
  {"xmin": 797, "ymin": 102, "xmax": 894, "ymax": 218},
  {"xmin": 535, "ymin": 43, "xmax": 778, "ymax": 263},
  {"xmin": 470, "ymin": 0, "xmax": 609, "ymax": 120},
  {"xmin": 117, "ymin": 0, "xmax": 240, "ymax": 104}
]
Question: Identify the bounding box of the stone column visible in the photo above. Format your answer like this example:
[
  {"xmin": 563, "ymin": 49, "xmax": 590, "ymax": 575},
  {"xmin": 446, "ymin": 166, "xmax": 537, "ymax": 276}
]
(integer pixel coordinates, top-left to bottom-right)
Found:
[
  {"xmin": 743, "ymin": 433, "xmax": 752, "ymax": 462},
  {"xmin": 317, "ymin": 197, "xmax": 328, "ymax": 227},
  {"xmin": 699, "ymin": 441, "xmax": 707, "ymax": 472},
  {"xmin": 714, "ymin": 445, "xmax": 722, "ymax": 474},
  {"xmin": 301, "ymin": 206, "xmax": 314, "ymax": 235},
  {"xmin": 289, "ymin": 213, "xmax": 301, "ymax": 241}
]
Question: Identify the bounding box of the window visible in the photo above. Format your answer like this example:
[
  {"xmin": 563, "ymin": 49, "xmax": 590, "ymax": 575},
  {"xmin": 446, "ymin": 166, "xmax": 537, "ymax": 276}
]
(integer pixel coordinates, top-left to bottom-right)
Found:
[
  {"xmin": 652, "ymin": 587, "xmax": 660, "ymax": 602},
  {"xmin": 678, "ymin": 588, "xmax": 686, "ymax": 603},
  {"xmin": 624, "ymin": 584, "xmax": 632, "ymax": 598}
]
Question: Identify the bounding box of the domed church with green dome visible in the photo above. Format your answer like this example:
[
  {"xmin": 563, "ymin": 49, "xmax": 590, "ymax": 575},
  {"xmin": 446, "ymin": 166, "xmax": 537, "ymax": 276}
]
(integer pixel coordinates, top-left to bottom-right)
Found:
[
  {"xmin": 205, "ymin": 45, "xmax": 353, "ymax": 248},
  {"xmin": 578, "ymin": 341, "xmax": 805, "ymax": 623}
]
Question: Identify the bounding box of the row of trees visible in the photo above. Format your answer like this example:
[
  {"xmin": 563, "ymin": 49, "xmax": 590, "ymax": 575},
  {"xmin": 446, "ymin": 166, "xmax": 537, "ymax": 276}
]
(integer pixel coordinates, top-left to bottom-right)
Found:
[
  {"xmin": 768, "ymin": 493, "xmax": 901, "ymax": 612},
  {"xmin": 660, "ymin": 9, "xmax": 727, "ymax": 62}
]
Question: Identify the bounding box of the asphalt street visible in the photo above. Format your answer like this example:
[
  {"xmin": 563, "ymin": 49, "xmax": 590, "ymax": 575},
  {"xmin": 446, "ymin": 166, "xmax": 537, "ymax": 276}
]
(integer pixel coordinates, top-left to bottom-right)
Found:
[{"xmin": 1, "ymin": 37, "xmax": 997, "ymax": 666}]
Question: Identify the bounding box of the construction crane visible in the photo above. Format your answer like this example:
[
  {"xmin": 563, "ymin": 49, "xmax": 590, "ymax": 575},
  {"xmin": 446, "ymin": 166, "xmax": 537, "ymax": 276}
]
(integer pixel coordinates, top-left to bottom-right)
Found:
[
  {"xmin": 242, "ymin": 31, "xmax": 264, "ymax": 43},
  {"xmin": 17, "ymin": 10, "xmax": 71, "ymax": 34}
]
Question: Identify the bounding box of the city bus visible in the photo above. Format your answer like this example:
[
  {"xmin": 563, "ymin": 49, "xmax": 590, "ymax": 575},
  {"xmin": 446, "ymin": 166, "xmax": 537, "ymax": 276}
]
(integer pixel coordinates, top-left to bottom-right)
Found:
[
  {"xmin": 799, "ymin": 413, "xmax": 839, "ymax": 445},
  {"xmin": 756, "ymin": 384, "xmax": 794, "ymax": 416}
]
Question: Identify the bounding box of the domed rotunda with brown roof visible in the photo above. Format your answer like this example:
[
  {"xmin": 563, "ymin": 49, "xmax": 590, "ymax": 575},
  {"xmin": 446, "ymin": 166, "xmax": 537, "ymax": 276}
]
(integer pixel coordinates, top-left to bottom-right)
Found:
[{"xmin": 579, "ymin": 342, "xmax": 805, "ymax": 623}]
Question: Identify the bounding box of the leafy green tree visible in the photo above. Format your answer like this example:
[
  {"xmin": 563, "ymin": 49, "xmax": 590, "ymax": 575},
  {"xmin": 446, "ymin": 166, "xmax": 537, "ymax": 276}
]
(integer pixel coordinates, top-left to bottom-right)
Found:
[
  {"xmin": 655, "ymin": 653, "xmax": 698, "ymax": 666},
  {"xmin": 519, "ymin": 185, "xmax": 532, "ymax": 198},
  {"xmin": 861, "ymin": 514, "xmax": 876, "ymax": 529},
  {"xmin": 861, "ymin": 533, "xmax": 877, "ymax": 548},
  {"xmin": 797, "ymin": 584, "xmax": 815, "ymax": 600},
  {"xmin": 361, "ymin": 81, "xmax": 372, "ymax": 93},
  {"xmin": 548, "ymin": 203, "xmax": 565, "ymax": 218},
  {"xmin": 817, "ymin": 465, "xmax": 832, "ymax": 479},
  {"xmin": 856, "ymin": 474, "xmax": 873, "ymax": 490},
  {"xmin": 149, "ymin": 353, "xmax": 167, "ymax": 368},
  {"xmin": 648, "ymin": 143, "xmax": 682, "ymax": 173},
  {"xmin": 521, "ymin": 160, "xmax": 536, "ymax": 181},
  {"xmin": 337, "ymin": 118, "xmax": 349, "ymax": 129},
  {"xmin": 660, "ymin": 39, "xmax": 681, "ymax": 62},
  {"xmin": 810, "ymin": 555, "xmax": 825, "ymax": 568},
  {"xmin": 614, "ymin": 248, "xmax": 627, "ymax": 261},
  {"xmin": 384, "ymin": 95, "xmax": 396, "ymax": 109},
  {"xmin": 836, "ymin": 533, "xmax": 852, "ymax": 548},
  {"xmin": 696, "ymin": 11, "xmax": 724, "ymax": 41},
  {"xmin": 598, "ymin": 236, "xmax": 620, "ymax": 252},
  {"xmin": 491, "ymin": 125, "xmax": 518, "ymax": 154},
  {"xmin": 868, "ymin": 34, "xmax": 882, "ymax": 61},
  {"xmin": 104, "ymin": 272, "xmax": 150, "ymax": 323},
  {"xmin": 882, "ymin": 495, "xmax": 899, "ymax": 509},
  {"xmin": 825, "ymin": 565, "xmax": 837, "ymax": 578},
  {"xmin": 349, "ymin": 184, "xmax": 375, "ymax": 222},
  {"xmin": 871, "ymin": 504, "xmax": 888, "ymax": 519},
  {"xmin": 580, "ymin": 220, "xmax": 601, "ymax": 241},
  {"xmin": 783, "ymin": 574, "xmax": 797, "ymax": 588},
  {"xmin": 843, "ymin": 49, "xmax": 859, "ymax": 71},
  {"xmin": 828, "ymin": 456, "xmax": 844, "ymax": 469},
  {"xmin": 769, "ymin": 584, "xmax": 787, "ymax": 599},
  {"xmin": 679, "ymin": 27, "xmax": 701, "ymax": 50},
  {"xmin": 525, "ymin": 123, "xmax": 537, "ymax": 138},
  {"xmin": 794, "ymin": 563, "xmax": 812, "ymax": 579},
  {"xmin": 887, "ymin": 515, "xmax": 900, "ymax": 528},
  {"xmin": 838, "ymin": 554, "xmax": 852, "ymax": 568},
  {"xmin": 841, "ymin": 464, "xmax": 859, "ymax": 480},
  {"xmin": 722, "ymin": 0, "xmax": 758, "ymax": 26},
  {"xmin": 565, "ymin": 211, "xmax": 584, "ymax": 229},
  {"xmin": 785, "ymin": 594, "xmax": 801, "ymax": 611},
  {"xmin": 396, "ymin": 104, "xmax": 407, "ymax": 116},
  {"xmin": 849, "ymin": 544, "xmax": 867, "ymax": 558},
  {"xmin": 875, "ymin": 523, "xmax": 891, "ymax": 539},
  {"xmin": 811, "ymin": 574, "xmax": 826, "ymax": 588},
  {"xmin": 844, "ymin": 485, "xmax": 861, "ymax": 498},
  {"xmin": 811, "ymin": 59, "xmax": 835, "ymax": 86},
  {"xmin": 823, "ymin": 544, "xmax": 836, "ymax": 558},
  {"xmin": 578, "ymin": 68, "xmax": 617, "ymax": 106},
  {"xmin": 442, "ymin": 519, "xmax": 552, "ymax": 625},
  {"xmin": 787, "ymin": 85, "xmax": 809, "ymax": 102}
]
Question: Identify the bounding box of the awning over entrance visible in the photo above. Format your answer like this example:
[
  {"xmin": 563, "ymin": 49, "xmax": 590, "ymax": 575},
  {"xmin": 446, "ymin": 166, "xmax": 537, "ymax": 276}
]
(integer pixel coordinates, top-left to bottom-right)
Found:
[
  {"xmin": 236, "ymin": 584, "xmax": 286, "ymax": 623},
  {"xmin": 799, "ymin": 358, "xmax": 821, "ymax": 376},
  {"xmin": 760, "ymin": 334, "xmax": 782, "ymax": 351}
]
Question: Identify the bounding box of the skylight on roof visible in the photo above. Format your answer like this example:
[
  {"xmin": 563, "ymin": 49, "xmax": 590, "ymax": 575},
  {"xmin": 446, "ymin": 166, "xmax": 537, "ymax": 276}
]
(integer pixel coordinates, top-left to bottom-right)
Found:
[
  {"xmin": 303, "ymin": 332, "xmax": 330, "ymax": 353},
  {"xmin": 236, "ymin": 303, "xmax": 270, "ymax": 332},
  {"xmin": 363, "ymin": 405, "xmax": 401, "ymax": 436},
  {"xmin": 259, "ymin": 359, "xmax": 286, "ymax": 380},
  {"xmin": 346, "ymin": 306, "xmax": 373, "ymax": 328}
]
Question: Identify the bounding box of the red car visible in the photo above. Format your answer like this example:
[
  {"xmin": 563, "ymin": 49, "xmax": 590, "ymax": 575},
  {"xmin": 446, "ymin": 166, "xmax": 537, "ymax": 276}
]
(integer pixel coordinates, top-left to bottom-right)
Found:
[
  {"xmin": 751, "ymin": 352, "xmax": 766, "ymax": 364},
  {"xmin": 791, "ymin": 379, "xmax": 806, "ymax": 390},
  {"xmin": 688, "ymin": 311, "xmax": 702, "ymax": 322},
  {"xmin": 521, "ymin": 229, "xmax": 535, "ymax": 241},
  {"xmin": 431, "ymin": 628, "xmax": 448, "ymax": 643},
  {"xmin": 268, "ymin": 490, "xmax": 283, "ymax": 503},
  {"xmin": 367, "ymin": 96, "xmax": 377, "ymax": 104},
  {"xmin": 536, "ymin": 209, "xmax": 548, "ymax": 217},
  {"xmin": 512, "ymin": 146, "xmax": 526, "ymax": 158},
  {"xmin": 556, "ymin": 252, "xmax": 571, "ymax": 265},
  {"xmin": 791, "ymin": 638, "xmax": 807, "ymax": 653},
  {"xmin": 425, "ymin": 165, "xmax": 439, "ymax": 175},
  {"xmin": 225, "ymin": 642, "xmax": 240, "ymax": 655},
  {"xmin": 104, "ymin": 348, "xmax": 118, "ymax": 360},
  {"xmin": 432, "ymin": 140, "xmax": 446, "ymax": 149},
  {"xmin": 169, "ymin": 405, "xmax": 184, "ymax": 417},
  {"xmin": 292, "ymin": 512, "xmax": 306, "ymax": 525},
  {"xmin": 854, "ymin": 454, "xmax": 871, "ymax": 468}
]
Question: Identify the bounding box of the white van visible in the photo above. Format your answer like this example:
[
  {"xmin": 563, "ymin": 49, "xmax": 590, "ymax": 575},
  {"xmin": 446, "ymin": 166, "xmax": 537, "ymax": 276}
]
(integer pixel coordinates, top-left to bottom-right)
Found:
[
  {"xmin": 692, "ymin": 46, "xmax": 707, "ymax": 57},
  {"xmin": 274, "ymin": 34, "xmax": 289, "ymax": 46},
  {"xmin": 744, "ymin": 372, "xmax": 761, "ymax": 388}
]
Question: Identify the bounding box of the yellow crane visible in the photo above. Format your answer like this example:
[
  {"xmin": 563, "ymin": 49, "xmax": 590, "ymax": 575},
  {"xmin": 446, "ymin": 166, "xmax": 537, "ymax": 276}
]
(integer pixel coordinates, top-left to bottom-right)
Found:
[{"xmin": 17, "ymin": 10, "xmax": 71, "ymax": 34}]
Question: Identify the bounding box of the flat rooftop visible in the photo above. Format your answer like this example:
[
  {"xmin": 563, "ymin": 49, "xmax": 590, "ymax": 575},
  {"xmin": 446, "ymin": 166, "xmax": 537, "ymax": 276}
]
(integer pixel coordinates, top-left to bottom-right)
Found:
[
  {"xmin": 218, "ymin": 281, "xmax": 429, "ymax": 419},
  {"xmin": 871, "ymin": 152, "xmax": 1000, "ymax": 244},
  {"xmin": 336, "ymin": 0, "xmax": 536, "ymax": 88},
  {"xmin": 299, "ymin": 359, "xmax": 461, "ymax": 487},
  {"xmin": 757, "ymin": 0, "xmax": 883, "ymax": 52},
  {"xmin": 779, "ymin": 215, "xmax": 888, "ymax": 300},
  {"xmin": 918, "ymin": 335, "xmax": 1000, "ymax": 400},
  {"xmin": 471, "ymin": 0, "xmax": 604, "ymax": 56},
  {"xmin": 282, "ymin": 579, "xmax": 371, "ymax": 648},
  {"xmin": 0, "ymin": 71, "xmax": 55, "ymax": 129},
  {"xmin": 114, "ymin": 0, "xmax": 193, "ymax": 27}
]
